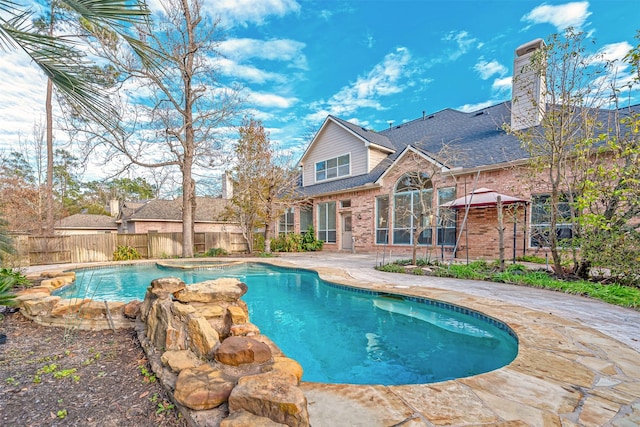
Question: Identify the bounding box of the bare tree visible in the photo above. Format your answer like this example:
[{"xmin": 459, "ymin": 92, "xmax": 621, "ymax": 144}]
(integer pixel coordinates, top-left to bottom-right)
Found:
[
  {"xmin": 229, "ymin": 119, "xmax": 301, "ymax": 253},
  {"xmin": 85, "ymin": 0, "xmax": 242, "ymax": 257},
  {"xmin": 508, "ymin": 29, "xmax": 613, "ymax": 276},
  {"xmin": 391, "ymin": 145, "xmax": 461, "ymax": 265}
]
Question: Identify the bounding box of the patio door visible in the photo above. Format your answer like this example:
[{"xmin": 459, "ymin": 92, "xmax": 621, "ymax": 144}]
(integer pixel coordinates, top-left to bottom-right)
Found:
[{"xmin": 342, "ymin": 213, "xmax": 352, "ymax": 251}]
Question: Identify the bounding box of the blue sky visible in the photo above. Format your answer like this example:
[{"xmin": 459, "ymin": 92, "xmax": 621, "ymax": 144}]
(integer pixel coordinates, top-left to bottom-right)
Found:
[{"xmin": 1, "ymin": 0, "xmax": 638, "ymax": 183}]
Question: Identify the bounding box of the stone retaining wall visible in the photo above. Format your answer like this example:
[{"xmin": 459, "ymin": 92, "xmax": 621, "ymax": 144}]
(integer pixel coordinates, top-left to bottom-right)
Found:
[{"xmin": 15, "ymin": 270, "xmax": 310, "ymax": 427}]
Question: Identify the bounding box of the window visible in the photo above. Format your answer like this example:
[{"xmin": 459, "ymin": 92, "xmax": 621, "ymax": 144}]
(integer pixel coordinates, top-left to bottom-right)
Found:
[
  {"xmin": 530, "ymin": 194, "xmax": 574, "ymax": 247},
  {"xmin": 315, "ymin": 154, "xmax": 350, "ymax": 182},
  {"xmin": 340, "ymin": 199, "xmax": 351, "ymax": 208},
  {"xmin": 437, "ymin": 187, "xmax": 457, "ymax": 246},
  {"xmin": 317, "ymin": 202, "xmax": 336, "ymax": 243},
  {"xmin": 375, "ymin": 195, "xmax": 389, "ymax": 244},
  {"xmin": 278, "ymin": 208, "xmax": 294, "ymax": 235},
  {"xmin": 392, "ymin": 173, "xmax": 433, "ymax": 245},
  {"xmin": 300, "ymin": 205, "xmax": 313, "ymax": 233}
]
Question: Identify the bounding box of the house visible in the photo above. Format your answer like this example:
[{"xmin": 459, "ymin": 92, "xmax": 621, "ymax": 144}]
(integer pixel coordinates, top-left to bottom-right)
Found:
[
  {"xmin": 283, "ymin": 38, "xmax": 634, "ymax": 260},
  {"xmin": 54, "ymin": 213, "xmax": 118, "ymax": 235},
  {"xmin": 116, "ymin": 197, "xmax": 239, "ymax": 234}
]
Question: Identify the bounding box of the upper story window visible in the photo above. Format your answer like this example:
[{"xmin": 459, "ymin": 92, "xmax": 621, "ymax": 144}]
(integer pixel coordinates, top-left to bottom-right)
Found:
[{"xmin": 315, "ymin": 154, "xmax": 350, "ymax": 182}]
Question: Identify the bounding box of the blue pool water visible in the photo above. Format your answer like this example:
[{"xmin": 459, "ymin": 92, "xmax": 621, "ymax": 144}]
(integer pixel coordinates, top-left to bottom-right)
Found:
[{"xmin": 55, "ymin": 262, "xmax": 518, "ymax": 385}]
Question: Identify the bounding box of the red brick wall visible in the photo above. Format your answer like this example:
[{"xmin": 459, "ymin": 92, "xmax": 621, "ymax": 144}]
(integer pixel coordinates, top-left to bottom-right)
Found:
[{"xmin": 296, "ymin": 157, "xmax": 559, "ymax": 261}]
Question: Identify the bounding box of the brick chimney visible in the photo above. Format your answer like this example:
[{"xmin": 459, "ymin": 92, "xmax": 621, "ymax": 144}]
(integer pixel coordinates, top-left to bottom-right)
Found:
[
  {"xmin": 221, "ymin": 171, "xmax": 233, "ymax": 200},
  {"xmin": 511, "ymin": 38, "xmax": 546, "ymax": 131}
]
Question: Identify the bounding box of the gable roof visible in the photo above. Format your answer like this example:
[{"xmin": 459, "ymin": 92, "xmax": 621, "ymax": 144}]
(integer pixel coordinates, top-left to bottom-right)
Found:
[
  {"xmin": 55, "ymin": 214, "xmax": 118, "ymax": 230},
  {"xmin": 119, "ymin": 197, "xmax": 230, "ymax": 223},
  {"xmin": 299, "ymin": 102, "xmax": 523, "ymax": 197},
  {"xmin": 298, "ymin": 101, "xmax": 639, "ymax": 198},
  {"xmin": 298, "ymin": 115, "xmax": 395, "ymax": 167}
]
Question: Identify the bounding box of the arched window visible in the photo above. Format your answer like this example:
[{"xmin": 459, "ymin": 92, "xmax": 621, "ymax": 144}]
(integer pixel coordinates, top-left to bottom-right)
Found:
[{"xmin": 392, "ymin": 172, "xmax": 434, "ymax": 245}]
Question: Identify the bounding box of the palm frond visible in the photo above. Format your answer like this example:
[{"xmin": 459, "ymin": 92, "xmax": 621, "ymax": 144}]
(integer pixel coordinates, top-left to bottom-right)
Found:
[{"xmin": 62, "ymin": 0, "xmax": 150, "ymax": 28}]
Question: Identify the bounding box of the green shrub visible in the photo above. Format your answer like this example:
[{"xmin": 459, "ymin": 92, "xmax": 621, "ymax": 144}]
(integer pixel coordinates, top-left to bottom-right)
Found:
[
  {"xmin": 271, "ymin": 233, "xmax": 302, "ymax": 252},
  {"xmin": 0, "ymin": 276, "xmax": 18, "ymax": 307},
  {"xmin": 375, "ymin": 263, "xmax": 406, "ymax": 273},
  {"xmin": 301, "ymin": 227, "xmax": 323, "ymax": 251},
  {"xmin": 205, "ymin": 247, "xmax": 227, "ymax": 257},
  {"xmin": 412, "ymin": 267, "xmax": 425, "ymax": 275},
  {"xmin": 0, "ymin": 268, "xmax": 30, "ymax": 287},
  {"xmin": 270, "ymin": 227, "xmax": 324, "ymax": 253},
  {"xmin": 113, "ymin": 245, "xmax": 141, "ymax": 261},
  {"xmin": 516, "ymin": 254, "xmax": 548, "ymax": 264},
  {"xmin": 253, "ymin": 234, "xmax": 265, "ymax": 253}
]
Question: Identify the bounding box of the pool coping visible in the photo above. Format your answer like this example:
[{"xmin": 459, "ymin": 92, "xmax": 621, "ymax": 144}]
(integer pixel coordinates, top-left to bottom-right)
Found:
[
  {"xmin": 258, "ymin": 257, "xmax": 640, "ymax": 427},
  {"xmin": 24, "ymin": 257, "xmax": 640, "ymax": 426}
]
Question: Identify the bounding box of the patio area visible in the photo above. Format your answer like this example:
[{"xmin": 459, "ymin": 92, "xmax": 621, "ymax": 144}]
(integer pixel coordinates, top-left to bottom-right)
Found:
[
  {"xmin": 267, "ymin": 253, "xmax": 640, "ymax": 426},
  {"xmin": 24, "ymin": 253, "xmax": 640, "ymax": 426}
]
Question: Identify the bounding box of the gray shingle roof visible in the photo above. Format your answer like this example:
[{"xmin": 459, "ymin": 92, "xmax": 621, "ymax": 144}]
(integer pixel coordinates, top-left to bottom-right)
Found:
[
  {"xmin": 55, "ymin": 214, "xmax": 118, "ymax": 229},
  {"xmin": 121, "ymin": 197, "xmax": 230, "ymax": 222},
  {"xmin": 299, "ymin": 101, "xmax": 638, "ymax": 198},
  {"xmin": 329, "ymin": 115, "xmax": 396, "ymax": 151}
]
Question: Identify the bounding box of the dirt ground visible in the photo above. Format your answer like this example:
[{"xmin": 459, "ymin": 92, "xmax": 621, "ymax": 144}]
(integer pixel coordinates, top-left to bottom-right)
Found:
[{"xmin": 0, "ymin": 310, "xmax": 189, "ymax": 427}]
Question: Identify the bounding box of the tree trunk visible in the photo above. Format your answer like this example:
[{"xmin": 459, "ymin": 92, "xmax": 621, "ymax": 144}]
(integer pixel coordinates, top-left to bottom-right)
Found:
[
  {"xmin": 45, "ymin": 77, "xmax": 54, "ymax": 236},
  {"xmin": 497, "ymin": 196, "xmax": 505, "ymax": 272},
  {"xmin": 181, "ymin": 170, "xmax": 195, "ymax": 258},
  {"xmin": 549, "ymin": 183, "xmax": 564, "ymax": 275},
  {"xmin": 264, "ymin": 223, "xmax": 272, "ymax": 254}
]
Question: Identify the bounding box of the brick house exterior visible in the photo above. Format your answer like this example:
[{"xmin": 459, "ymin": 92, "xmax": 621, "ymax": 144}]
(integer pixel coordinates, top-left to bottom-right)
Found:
[{"xmin": 275, "ymin": 39, "xmax": 635, "ymax": 261}]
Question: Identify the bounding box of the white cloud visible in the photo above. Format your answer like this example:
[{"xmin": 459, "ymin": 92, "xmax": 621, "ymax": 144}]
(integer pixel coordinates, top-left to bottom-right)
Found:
[
  {"xmin": 219, "ymin": 38, "xmax": 307, "ymax": 69},
  {"xmin": 217, "ymin": 57, "xmax": 285, "ymax": 84},
  {"xmin": 492, "ymin": 77, "xmax": 512, "ymax": 94},
  {"xmin": 424, "ymin": 31, "xmax": 478, "ymax": 68},
  {"xmin": 306, "ymin": 47, "xmax": 414, "ymax": 121},
  {"xmin": 474, "ymin": 59, "xmax": 508, "ymax": 80},
  {"xmin": 0, "ymin": 51, "xmax": 48, "ymax": 151},
  {"xmin": 247, "ymin": 91, "xmax": 299, "ymax": 109},
  {"xmin": 204, "ymin": 0, "xmax": 300, "ymax": 27},
  {"xmin": 522, "ymin": 1, "xmax": 591, "ymax": 31},
  {"xmin": 457, "ymin": 100, "xmax": 496, "ymax": 113},
  {"xmin": 592, "ymin": 41, "xmax": 633, "ymax": 63},
  {"xmin": 442, "ymin": 31, "xmax": 478, "ymax": 61}
]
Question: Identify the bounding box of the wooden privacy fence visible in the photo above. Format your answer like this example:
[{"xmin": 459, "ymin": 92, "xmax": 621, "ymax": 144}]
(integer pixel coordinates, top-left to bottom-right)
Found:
[{"xmin": 21, "ymin": 232, "xmax": 248, "ymax": 266}]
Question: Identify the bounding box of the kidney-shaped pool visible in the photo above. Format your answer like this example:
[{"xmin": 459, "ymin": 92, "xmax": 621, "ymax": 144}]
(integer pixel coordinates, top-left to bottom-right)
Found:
[{"xmin": 55, "ymin": 262, "xmax": 518, "ymax": 385}]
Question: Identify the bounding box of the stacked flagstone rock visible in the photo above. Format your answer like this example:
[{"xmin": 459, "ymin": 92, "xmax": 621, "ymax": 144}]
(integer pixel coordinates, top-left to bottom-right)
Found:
[
  {"xmin": 137, "ymin": 276, "xmax": 309, "ymax": 427},
  {"xmin": 15, "ymin": 270, "xmax": 140, "ymax": 329}
]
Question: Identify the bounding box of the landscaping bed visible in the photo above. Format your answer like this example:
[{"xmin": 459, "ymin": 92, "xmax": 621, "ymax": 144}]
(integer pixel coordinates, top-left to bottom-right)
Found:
[
  {"xmin": 376, "ymin": 259, "xmax": 640, "ymax": 309},
  {"xmin": 0, "ymin": 310, "xmax": 187, "ymax": 427}
]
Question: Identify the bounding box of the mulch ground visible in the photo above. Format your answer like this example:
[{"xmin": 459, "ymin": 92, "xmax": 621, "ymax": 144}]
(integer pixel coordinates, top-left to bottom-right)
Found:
[{"xmin": 0, "ymin": 311, "xmax": 189, "ymax": 427}]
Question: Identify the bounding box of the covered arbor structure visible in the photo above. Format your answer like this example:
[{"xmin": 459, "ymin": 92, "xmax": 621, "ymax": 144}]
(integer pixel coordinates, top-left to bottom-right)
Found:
[{"xmin": 441, "ymin": 188, "xmax": 528, "ymax": 265}]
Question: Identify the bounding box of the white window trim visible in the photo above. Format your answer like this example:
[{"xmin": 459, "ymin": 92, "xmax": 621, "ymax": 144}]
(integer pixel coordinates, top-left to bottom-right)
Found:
[
  {"xmin": 317, "ymin": 201, "xmax": 337, "ymax": 243},
  {"xmin": 528, "ymin": 194, "xmax": 574, "ymax": 249},
  {"xmin": 314, "ymin": 153, "xmax": 351, "ymax": 183},
  {"xmin": 375, "ymin": 195, "xmax": 389, "ymax": 245}
]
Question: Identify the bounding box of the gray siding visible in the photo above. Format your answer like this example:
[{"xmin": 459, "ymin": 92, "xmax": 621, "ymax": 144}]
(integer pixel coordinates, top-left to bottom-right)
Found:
[
  {"xmin": 368, "ymin": 147, "xmax": 388, "ymax": 172},
  {"xmin": 302, "ymin": 121, "xmax": 368, "ymax": 187}
]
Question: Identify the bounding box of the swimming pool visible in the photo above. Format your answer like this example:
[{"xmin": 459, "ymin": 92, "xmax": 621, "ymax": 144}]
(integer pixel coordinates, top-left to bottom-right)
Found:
[{"xmin": 55, "ymin": 262, "xmax": 518, "ymax": 385}]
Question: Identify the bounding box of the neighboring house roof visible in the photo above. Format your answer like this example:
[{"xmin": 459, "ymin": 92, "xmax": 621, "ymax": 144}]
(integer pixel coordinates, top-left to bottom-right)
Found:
[
  {"xmin": 118, "ymin": 197, "xmax": 230, "ymax": 223},
  {"xmin": 55, "ymin": 214, "xmax": 118, "ymax": 230}
]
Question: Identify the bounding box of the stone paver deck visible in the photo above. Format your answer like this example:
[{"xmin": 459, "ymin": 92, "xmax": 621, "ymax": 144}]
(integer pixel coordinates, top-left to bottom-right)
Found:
[
  {"xmin": 268, "ymin": 253, "xmax": 640, "ymax": 427},
  {"xmin": 26, "ymin": 253, "xmax": 640, "ymax": 426}
]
